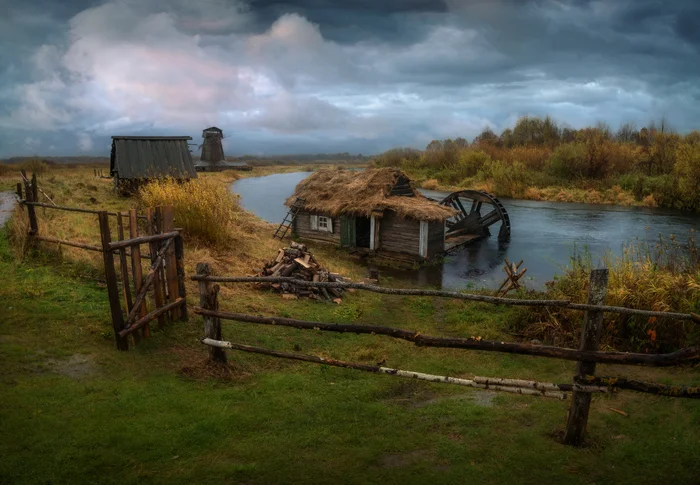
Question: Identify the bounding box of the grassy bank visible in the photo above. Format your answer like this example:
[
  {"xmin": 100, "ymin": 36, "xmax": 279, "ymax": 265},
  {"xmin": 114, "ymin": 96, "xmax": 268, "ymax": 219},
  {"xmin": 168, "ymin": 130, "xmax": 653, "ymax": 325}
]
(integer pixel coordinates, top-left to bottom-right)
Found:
[{"xmin": 1, "ymin": 166, "xmax": 700, "ymax": 483}]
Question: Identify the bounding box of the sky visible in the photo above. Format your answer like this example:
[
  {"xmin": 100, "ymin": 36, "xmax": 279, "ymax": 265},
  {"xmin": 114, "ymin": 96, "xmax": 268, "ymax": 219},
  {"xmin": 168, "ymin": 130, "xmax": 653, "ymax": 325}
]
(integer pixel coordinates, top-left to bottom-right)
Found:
[{"xmin": 1, "ymin": 0, "xmax": 699, "ymax": 157}]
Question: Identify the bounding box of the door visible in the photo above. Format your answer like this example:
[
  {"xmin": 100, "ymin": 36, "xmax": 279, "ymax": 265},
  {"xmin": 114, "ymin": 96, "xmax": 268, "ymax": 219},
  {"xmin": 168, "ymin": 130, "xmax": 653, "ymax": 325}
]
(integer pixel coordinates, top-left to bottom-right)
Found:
[{"xmin": 340, "ymin": 215, "xmax": 355, "ymax": 247}]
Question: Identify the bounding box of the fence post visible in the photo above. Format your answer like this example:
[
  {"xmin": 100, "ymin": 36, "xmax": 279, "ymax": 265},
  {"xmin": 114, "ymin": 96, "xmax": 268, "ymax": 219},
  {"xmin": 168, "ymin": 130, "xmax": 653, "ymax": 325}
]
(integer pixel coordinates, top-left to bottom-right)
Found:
[
  {"xmin": 564, "ymin": 268, "xmax": 609, "ymax": 446},
  {"xmin": 129, "ymin": 208, "xmax": 149, "ymax": 337},
  {"xmin": 16, "ymin": 183, "xmax": 22, "ymax": 200},
  {"xmin": 196, "ymin": 263, "xmax": 226, "ymax": 364},
  {"xmin": 22, "ymin": 171, "xmax": 38, "ymax": 236},
  {"xmin": 98, "ymin": 211, "xmax": 129, "ymax": 351},
  {"xmin": 174, "ymin": 233, "xmax": 188, "ymax": 322}
]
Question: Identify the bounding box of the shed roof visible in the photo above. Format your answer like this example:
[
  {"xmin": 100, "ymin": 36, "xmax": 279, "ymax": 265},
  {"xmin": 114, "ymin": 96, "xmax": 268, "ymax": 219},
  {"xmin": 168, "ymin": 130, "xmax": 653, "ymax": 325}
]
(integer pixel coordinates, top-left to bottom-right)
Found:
[
  {"xmin": 110, "ymin": 136, "xmax": 197, "ymax": 179},
  {"xmin": 286, "ymin": 168, "xmax": 457, "ymax": 222}
]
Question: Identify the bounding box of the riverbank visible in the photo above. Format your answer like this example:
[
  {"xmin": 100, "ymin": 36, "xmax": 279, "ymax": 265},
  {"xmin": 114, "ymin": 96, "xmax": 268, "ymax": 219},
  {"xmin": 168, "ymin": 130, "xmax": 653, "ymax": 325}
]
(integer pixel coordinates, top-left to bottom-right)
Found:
[{"xmin": 2, "ymin": 166, "xmax": 700, "ymax": 483}]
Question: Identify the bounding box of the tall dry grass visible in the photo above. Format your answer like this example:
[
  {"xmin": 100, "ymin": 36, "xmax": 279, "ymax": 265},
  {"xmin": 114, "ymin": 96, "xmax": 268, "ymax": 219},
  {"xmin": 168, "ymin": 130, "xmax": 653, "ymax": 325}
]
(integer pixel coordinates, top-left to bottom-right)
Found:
[
  {"xmin": 139, "ymin": 178, "xmax": 240, "ymax": 247},
  {"xmin": 517, "ymin": 233, "xmax": 700, "ymax": 352}
]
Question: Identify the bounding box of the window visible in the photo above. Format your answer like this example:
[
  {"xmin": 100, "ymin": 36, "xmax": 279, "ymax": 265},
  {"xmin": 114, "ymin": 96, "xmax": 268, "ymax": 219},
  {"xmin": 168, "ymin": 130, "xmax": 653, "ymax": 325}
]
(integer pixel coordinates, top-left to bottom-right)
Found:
[
  {"xmin": 311, "ymin": 214, "xmax": 333, "ymax": 233},
  {"xmin": 318, "ymin": 216, "xmax": 330, "ymax": 231}
]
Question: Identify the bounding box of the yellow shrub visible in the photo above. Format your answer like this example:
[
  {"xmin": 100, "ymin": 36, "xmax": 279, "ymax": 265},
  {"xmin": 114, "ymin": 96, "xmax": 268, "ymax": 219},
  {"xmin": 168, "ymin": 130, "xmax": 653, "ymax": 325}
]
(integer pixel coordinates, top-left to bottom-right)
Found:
[
  {"xmin": 139, "ymin": 178, "xmax": 240, "ymax": 246},
  {"xmin": 421, "ymin": 178, "xmax": 439, "ymax": 190}
]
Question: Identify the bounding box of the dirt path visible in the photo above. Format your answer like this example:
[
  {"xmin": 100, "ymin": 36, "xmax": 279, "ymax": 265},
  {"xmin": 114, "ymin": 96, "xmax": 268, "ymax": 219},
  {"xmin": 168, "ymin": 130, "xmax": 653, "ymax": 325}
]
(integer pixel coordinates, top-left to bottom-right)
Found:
[{"xmin": 0, "ymin": 191, "xmax": 16, "ymax": 227}]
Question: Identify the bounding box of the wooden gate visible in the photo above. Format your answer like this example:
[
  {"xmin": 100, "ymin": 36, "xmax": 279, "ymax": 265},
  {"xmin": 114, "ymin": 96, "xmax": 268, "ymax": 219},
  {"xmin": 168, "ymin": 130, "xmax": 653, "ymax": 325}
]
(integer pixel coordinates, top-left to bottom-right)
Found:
[
  {"xmin": 16, "ymin": 171, "xmax": 188, "ymax": 351},
  {"xmin": 98, "ymin": 206, "xmax": 188, "ymax": 351}
]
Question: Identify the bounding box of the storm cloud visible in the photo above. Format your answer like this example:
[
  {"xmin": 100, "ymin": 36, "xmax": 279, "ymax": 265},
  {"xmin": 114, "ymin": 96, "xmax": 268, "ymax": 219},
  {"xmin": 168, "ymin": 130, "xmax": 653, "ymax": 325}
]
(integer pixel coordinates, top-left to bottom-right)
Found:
[{"xmin": 1, "ymin": 0, "xmax": 698, "ymax": 157}]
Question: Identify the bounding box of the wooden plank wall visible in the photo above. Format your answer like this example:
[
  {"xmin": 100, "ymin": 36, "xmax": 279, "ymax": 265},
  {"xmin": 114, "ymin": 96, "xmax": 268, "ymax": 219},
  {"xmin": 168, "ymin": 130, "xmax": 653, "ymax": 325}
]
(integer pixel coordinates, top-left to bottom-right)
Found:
[
  {"xmin": 293, "ymin": 211, "xmax": 341, "ymax": 244},
  {"xmin": 378, "ymin": 211, "xmax": 421, "ymax": 256},
  {"xmin": 427, "ymin": 221, "xmax": 446, "ymax": 258}
]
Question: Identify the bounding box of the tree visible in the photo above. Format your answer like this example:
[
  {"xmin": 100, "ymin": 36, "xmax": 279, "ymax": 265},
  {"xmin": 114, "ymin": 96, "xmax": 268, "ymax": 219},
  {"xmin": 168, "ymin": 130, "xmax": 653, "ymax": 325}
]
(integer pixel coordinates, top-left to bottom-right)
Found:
[
  {"xmin": 616, "ymin": 122, "xmax": 639, "ymax": 143},
  {"xmin": 473, "ymin": 127, "xmax": 500, "ymax": 147}
]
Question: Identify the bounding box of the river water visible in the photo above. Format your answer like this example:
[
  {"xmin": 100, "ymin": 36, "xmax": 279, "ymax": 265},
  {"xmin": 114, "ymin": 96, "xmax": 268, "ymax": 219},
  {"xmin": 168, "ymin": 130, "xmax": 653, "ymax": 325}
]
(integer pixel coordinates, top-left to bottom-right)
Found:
[{"xmin": 232, "ymin": 172, "xmax": 698, "ymax": 290}]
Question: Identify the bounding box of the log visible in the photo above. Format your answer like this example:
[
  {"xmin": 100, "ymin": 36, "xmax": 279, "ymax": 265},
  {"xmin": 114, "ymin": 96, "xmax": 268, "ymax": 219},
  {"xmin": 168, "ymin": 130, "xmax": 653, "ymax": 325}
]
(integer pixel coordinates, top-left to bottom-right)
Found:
[
  {"xmin": 108, "ymin": 231, "xmax": 179, "ymax": 251},
  {"xmin": 191, "ymin": 307, "xmax": 700, "ymax": 367},
  {"xmin": 21, "ymin": 201, "xmax": 147, "ymax": 219},
  {"xmin": 294, "ymin": 257, "xmax": 311, "ymax": 269},
  {"xmin": 124, "ymin": 237, "xmax": 172, "ymax": 327},
  {"xmin": 578, "ymin": 375, "xmax": 700, "ymax": 399},
  {"xmin": 200, "ymin": 338, "xmax": 567, "ymax": 399},
  {"xmin": 188, "ymin": 276, "xmax": 698, "ymax": 322},
  {"xmin": 119, "ymin": 298, "xmax": 185, "ymax": 337},
  {"xmin": 564, "ymin": 268, "xmax": 608, "ymax": 446},
  {"xmin": 197, "ymin": 263, "xmax": 226, "ymax": 363},
  {"xmin": 34, "ymin": 236, "xmax": 102, "ymax": 252},
  {"xmin": 98, "ymin": 212, "xmax": 128, "ymax": 351}
]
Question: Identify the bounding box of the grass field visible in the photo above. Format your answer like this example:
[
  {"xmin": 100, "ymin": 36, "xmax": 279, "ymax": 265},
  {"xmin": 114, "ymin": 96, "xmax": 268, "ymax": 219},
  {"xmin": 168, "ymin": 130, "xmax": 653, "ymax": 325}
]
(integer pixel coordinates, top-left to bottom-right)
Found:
[{"xmin": 1, "ymin": 167, "xmax": 699, "ymax": 484}]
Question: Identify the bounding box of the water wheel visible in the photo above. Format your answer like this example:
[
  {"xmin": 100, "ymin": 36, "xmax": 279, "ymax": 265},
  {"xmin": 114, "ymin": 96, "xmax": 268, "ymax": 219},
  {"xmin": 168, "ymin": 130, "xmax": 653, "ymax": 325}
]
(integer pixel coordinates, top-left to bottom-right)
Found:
[{"xmin": 439, "ymin": 190, "xmax": 511, "ymax": 242}]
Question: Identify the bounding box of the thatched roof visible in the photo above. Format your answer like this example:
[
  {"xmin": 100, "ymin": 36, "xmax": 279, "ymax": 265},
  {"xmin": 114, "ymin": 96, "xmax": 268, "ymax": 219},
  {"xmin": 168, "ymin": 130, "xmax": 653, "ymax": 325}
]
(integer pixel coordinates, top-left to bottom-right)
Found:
[{"xmin": 286, "ymin": 168, "xmax": 457, "ymax": 222}]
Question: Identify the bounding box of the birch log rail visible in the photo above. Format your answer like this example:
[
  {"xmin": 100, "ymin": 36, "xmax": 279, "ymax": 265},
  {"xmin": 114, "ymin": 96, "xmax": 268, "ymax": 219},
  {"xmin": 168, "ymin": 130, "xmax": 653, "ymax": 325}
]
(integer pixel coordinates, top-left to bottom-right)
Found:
[
  {"xmin": 200, "ymin": 338, "xmax": 593, "ymax": 399},
  {"xmin": 189, "ymin": 275, "xmax": 700, "ymax": 323},
  {"xmin": 192, "ymin": 307, "xmax": 700, "ymax": 367}
]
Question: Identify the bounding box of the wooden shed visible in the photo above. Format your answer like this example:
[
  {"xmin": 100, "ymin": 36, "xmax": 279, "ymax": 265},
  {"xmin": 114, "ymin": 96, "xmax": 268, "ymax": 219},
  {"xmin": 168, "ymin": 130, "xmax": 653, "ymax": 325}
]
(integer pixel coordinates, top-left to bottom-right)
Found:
[
  {"xmin": 110, "ymin": 136, "xmax": 197, "ymax": 194},
  {"xmin": 285, "ymin": 168, "xmax": 456, "ymax": 260}
]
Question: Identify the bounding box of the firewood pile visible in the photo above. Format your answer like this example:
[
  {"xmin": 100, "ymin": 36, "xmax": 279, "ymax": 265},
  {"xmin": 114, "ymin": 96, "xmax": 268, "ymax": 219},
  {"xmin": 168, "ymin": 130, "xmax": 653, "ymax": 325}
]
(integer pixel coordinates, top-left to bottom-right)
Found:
[{"xmin": 257, "ymin": 242, "xmax": 346, "ymax": 301}]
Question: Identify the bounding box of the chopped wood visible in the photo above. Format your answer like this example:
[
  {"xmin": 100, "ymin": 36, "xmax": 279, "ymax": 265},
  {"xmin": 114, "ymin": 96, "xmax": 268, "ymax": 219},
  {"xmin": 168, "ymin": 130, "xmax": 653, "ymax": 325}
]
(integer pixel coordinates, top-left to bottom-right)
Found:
[{"xmin": 256, "ymin": 244, "xmax": 347, "ymax": 302}]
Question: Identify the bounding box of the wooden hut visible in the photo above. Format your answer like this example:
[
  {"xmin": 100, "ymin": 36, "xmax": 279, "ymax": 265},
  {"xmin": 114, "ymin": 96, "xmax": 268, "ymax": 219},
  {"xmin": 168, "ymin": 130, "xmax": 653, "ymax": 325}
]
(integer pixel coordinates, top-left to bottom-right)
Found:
[
  {"xmin": 110, "ymin": 136, "xmax": 197, "ymax": 195},
  {"xmin": 285, "ymin": 168, "xmax": 456, "ymax": 260}
]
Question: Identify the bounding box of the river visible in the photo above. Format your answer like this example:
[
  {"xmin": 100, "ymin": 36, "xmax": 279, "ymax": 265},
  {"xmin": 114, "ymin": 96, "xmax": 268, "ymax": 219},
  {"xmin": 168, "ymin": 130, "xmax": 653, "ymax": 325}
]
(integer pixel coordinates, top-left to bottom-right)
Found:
[{"xmin": 232, "ymin": 172, "xmax": 698, "ymax": 290}]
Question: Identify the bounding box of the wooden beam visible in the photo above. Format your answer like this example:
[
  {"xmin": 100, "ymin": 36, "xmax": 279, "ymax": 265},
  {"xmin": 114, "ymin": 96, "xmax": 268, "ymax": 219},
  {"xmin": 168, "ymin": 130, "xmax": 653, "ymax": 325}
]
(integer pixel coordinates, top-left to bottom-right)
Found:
[
  {"xmin": 98, "ymin": 212, "xmax": 128, "ymax": 351},
  {"xmin": 119, "ymin": 298, "xmax": 185, "ymax": 337},
  {"xmin": 189, "ymin": 276, "xmax": 698, "ymax": 323},
  {"xmin": 161, "ymin": 206, "xmax": 180, "ymax": 320},
  {"xmin": 129, "ymin": 209, "xmax": 149, "ymax": 337},
  {"xmin": 34, "ymin": 236, "xmax": 102, "ymax": 252},
  {"xmin": 146, "ymin": 208, "xmax": 166, "ymax": 328},
  {"xmin": 107, "ymin": 231, "xmax": 179, "ymax": 251},
  {"xmin": 192, "ymin": 307, "xmax": 700, "ymax": 367}
]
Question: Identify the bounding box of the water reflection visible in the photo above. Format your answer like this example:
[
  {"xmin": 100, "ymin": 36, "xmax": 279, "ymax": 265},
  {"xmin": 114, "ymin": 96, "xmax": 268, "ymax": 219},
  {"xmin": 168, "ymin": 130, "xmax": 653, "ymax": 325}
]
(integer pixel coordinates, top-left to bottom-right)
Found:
[{"xmin": 232, "ymin": 172, "xmax": 699, "ymax": 291}]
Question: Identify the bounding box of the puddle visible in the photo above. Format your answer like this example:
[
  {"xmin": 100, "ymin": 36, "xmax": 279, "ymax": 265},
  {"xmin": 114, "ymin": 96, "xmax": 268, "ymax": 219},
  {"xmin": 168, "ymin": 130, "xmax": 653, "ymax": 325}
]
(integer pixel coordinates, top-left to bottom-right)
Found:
[
  {"xmin": 44, "ymin": 354, "xmax": 97, "ymax": 379},
  {"xmin": 0, "ymin": 191, "xmax": 16, "ymax": 227}
]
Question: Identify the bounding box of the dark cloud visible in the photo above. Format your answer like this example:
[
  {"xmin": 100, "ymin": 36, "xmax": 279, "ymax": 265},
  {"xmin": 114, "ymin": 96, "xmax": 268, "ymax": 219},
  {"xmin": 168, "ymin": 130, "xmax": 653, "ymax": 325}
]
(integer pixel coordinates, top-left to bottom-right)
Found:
[{"xmin": 0, "ymin": 0, "xmax": 699, "ymax": 157}]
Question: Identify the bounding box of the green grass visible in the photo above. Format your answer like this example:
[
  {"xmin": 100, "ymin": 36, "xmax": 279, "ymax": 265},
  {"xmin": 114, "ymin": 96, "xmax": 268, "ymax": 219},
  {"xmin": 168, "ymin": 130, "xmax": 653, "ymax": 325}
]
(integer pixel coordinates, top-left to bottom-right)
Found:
[{"xmin": 1, "ymin": 228, "xmax": 700, "ymax": 484}]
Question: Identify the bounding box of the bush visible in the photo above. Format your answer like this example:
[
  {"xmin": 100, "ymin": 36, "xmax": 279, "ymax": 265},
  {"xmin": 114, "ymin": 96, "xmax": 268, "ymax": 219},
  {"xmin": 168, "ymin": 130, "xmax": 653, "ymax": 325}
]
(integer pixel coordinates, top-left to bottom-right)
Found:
[
  {"xmin": 674, "ymin": 141, "xmax": 700, "ymax": 211},
  {"xmin": 518, "ymin": 236, "xmax": 700, "ymax": 352},
  {"xmin": 139, "ymin": 178, "xmax": 240, "ymax": 246},
  {"xmin": 477, "ymin": 160, "xmax": 529, "ymax": 197},
  {"xmin": 547, "ymin": 143, "xmax": 587, "ymax": 178}
]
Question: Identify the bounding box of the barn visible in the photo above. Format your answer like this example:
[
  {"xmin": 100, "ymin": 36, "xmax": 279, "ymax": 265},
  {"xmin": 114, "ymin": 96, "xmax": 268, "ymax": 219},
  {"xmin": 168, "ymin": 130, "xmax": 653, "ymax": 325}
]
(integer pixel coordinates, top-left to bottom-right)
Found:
[
  {"xmin": 110, "ymin": 136, "xmax": 197, "ymax": 194},
  {"xmin": 285, "ymin": 168, "xmax": 456, "ymax": 260}
]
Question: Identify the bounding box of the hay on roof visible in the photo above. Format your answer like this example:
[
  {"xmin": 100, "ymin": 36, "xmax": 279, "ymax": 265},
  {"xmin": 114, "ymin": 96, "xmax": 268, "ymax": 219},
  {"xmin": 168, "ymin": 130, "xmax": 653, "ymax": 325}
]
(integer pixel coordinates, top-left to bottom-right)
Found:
[{"xmin": 285, "ymin": 168, "xmax": 457, "ymax": 222}]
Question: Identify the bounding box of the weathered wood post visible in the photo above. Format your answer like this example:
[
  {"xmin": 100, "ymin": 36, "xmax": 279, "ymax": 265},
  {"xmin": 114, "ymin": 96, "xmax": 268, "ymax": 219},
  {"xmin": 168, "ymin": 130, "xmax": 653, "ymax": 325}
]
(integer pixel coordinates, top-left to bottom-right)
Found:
[
  {"xmin": 116, "ymin": 212, "xmax": 138, "ymax": 344},
  {"xmin": 98, "ymin": 211, "xmax": 129, "ymax": 351},
  {"xmin": 564, "ymin": 268, "xmax": 609, "ymax": 446},
  {"xmin": 16, "ymin": 183, "xmax": 22, "ymax": 200},
  {"xmin": 129, "ymin": 209, "xmax": 149, "ymax": 337},
  {"xmin": 161, "ymin": 206, "xmax": 180, "ymax": 321},
  {"xmin": 22, "ymin": 171, "xmax": 38, "ymax": 236},
  {"xmin": 146, "ymin": 207, "xmax": 166, "ymax": 328},
  {"xmin": 196, "ymin": 263, "xmax": 226, "ymax": 364},
  {"xmin": 174, "ymin": 232, "xmax": 188, "ymax": 322}
]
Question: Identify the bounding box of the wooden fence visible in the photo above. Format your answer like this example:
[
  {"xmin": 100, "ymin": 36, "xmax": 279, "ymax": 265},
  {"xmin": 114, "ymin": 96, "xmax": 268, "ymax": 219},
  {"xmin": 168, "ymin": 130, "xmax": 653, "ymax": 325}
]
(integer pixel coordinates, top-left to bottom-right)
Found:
[
  {"xmin": 192, "ymin": 266, "xmax": 700, "ymax": 447},
  {"xmin": 16, "ymin": 171, "xmax": 187, "ymax": 350}
]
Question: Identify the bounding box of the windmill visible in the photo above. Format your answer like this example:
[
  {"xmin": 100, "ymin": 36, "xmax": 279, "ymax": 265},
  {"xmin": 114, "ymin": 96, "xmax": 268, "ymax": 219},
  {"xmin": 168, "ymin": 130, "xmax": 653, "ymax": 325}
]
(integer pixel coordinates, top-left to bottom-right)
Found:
[{"xmin": 197, "ymin": 126, "xmax": 226, "ymax": 171}]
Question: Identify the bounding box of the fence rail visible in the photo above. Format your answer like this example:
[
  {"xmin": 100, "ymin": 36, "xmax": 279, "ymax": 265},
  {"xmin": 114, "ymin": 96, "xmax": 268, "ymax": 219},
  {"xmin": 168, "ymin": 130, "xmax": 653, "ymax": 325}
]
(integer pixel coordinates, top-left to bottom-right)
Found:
[
  {"xmin": 190, "ymin": 275, "xmax": 700, "ymax": 323},
  {"xmin": 193, "ymin": 265, "xmax": 700, "ymax": 448}
]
